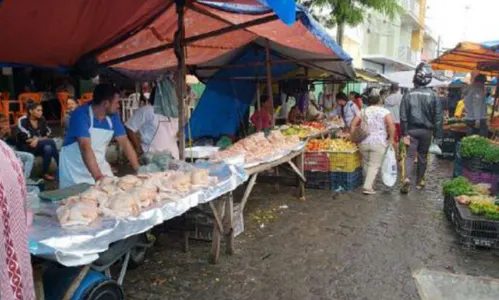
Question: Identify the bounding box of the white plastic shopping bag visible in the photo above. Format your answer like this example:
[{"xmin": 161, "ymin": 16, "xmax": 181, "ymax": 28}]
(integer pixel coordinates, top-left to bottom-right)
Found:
[
  {"xmin": 429, "ymin": 143, "xmax": 442, "ymax": 155},
  {"xmin": 381, "ymin": 145, "xmax": 397, "ymax": 187}
]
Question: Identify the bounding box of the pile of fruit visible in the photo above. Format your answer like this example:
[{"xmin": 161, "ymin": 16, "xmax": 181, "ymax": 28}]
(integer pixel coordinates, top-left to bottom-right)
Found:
[
  {"xmin": 302, "ymin": 121, "xmax": 326, "ymax": 131},
  {"xmin": 306, "ymin": 138, "xmax": 358, "ymax": 152},
  {"xmin": 281, "ymin": 125, "xmax": 313, "ymax": 138}
]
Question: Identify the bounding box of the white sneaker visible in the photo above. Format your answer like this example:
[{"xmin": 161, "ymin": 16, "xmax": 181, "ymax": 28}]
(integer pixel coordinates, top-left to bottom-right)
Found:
[{"xmin": 363, "ymin": 189, "xmax": 376, "ymax": 195}]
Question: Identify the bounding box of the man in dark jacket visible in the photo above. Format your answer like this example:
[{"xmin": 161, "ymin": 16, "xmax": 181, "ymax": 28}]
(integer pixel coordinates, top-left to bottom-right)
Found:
[{"xmin": 400, "ymin": 62, "xmax": 443, "ymax": 193}]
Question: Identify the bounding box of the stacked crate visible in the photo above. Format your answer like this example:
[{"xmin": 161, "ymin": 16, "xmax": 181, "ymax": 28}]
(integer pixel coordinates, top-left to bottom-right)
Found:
[
  {"xmin": 304, "ymin": 152, "xmax": 331, "ymax": 189},
  {"xmin": 436, "ymin": 131, "xmax": 461, "ymax": 160},
  {"xmin": 329, "ymin": 151, "xmax": 363, "ymax": 191}
]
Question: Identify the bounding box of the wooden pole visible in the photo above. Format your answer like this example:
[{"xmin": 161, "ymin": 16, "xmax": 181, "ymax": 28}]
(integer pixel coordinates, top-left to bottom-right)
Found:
[
  {"xmin": 174, "ymin": 0, "xmax": 186, "ymax": 159},
  {"xmin": 265, "ymin": 39, "xmax": 274, "ymax": 127},
  {"xmin": 256, "ymin": 82, "xmax": 261, "ymax": 131}
]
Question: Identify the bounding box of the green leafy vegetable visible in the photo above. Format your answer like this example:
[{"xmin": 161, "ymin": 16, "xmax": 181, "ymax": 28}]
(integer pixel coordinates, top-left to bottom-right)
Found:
[
  {"xmin": 460, "ymin": 135, "xmax": 491, "ymax": 158},
  {"xmin": 442, "ymin": 176, "xmax": 475, "ymax": 197},
  {"xmin": 482, "ymin": 146, "xmax": 499, "ymax": 164}
]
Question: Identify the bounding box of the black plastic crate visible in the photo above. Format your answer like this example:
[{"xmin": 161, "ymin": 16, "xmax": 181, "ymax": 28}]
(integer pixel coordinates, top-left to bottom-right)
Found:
[
  {"xmin": 305, "ymin": 171, "xmax": 330, "ymax": 190},
  {"xmin": 446, "ymin": 196, "xmax": 499, "ymax": 250},
  {"xmin": 443, "ymin": 194, "xmax": 454, "ymax": 222},
  {"xmin": 330, "ymin": 168, "xmax": 363, "ymax": 191},
  {"xmin": 461, "ymin": 157, "xmax": 490, "ymax": 172}
]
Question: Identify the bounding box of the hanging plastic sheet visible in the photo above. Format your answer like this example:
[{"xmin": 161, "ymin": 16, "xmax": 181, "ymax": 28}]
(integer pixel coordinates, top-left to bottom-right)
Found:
[{"xmin": 154, "ymin": 77, "xmax": 179, "ymax": 118}]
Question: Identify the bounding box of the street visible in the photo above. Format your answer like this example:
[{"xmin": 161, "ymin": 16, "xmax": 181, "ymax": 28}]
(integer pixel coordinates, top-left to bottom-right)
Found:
[{"xmin": 125, "ymin": 158, "xmax": 499, "ymax": 299}]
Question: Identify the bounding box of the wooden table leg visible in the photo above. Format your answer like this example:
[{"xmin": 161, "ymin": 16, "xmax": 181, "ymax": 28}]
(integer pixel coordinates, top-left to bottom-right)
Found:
[
  {"xmin": 62, "ymin": 265, "xmax": 91, "ymax": 300},
  {"xmin": 240, "ymin": 173, "xmax": 258, "ymax": 212},
  {"xmin": 223, "ymin": 192, "xmax": 234, "ymax": 255},
  {"xmin": 274, "ymin": 167, "xmax": 280, "ymax": 192},
  {"xmin": 209, "ymin": 198, "xmax": 225, "ymax": 264},
  {"xmin": 295, "ymin": 152, "xmax": 306, "ymax": 200}
]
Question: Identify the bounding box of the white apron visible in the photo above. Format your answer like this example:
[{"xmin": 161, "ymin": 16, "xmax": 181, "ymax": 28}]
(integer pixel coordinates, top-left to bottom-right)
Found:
[
  {"xmin": 59, "ymin": 106, "xmax": 114, "ymax": 188},
  {"xmin": 148, "ymin": 118, "xmax": 179, "ymax": 159}
]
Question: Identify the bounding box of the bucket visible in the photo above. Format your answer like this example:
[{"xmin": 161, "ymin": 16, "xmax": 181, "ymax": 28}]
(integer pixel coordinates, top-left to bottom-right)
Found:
[{"xmin": 44, "ymin": 267, "xmax": 123, "ymax": 300}]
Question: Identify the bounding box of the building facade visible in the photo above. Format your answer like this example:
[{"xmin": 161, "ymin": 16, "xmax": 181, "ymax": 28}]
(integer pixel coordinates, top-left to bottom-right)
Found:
[{"xmin": 339, "ymin": 0, "xmax": 438, "ymax": 74}]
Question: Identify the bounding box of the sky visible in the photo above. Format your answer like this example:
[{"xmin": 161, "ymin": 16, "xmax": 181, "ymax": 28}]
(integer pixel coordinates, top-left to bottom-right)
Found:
[{"xmin": 426, "ymin": 0, "xmax": 499, "ymax": 50}]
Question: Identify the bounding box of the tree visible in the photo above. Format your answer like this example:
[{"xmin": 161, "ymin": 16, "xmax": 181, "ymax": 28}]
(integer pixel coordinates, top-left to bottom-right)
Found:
[{"xmin": 301, "ymin": 0, "xmax": 403, "ymax": 47}]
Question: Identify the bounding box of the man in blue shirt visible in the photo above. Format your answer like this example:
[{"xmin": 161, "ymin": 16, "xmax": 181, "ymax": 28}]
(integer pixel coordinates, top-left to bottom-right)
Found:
[
  {"xmin": 59, "ymin": 84, "xmax": 139, "ymax": 188},
  {"xmin": 328, "ymin": 92, "xmax": 360, "ymax": 128}
]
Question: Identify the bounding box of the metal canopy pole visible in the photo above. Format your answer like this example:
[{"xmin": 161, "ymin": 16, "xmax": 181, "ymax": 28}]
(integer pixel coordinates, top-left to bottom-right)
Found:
[
  {"xmin": 174, "ymin": 0, "xmax": 186, "ymax": 159},
  {"xmin": 265, "ymin": 39, "xmax": 274, "ymax": 127}
]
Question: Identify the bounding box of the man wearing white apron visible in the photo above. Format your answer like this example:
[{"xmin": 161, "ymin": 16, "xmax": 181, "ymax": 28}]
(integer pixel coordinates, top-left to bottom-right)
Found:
[
  {"xmin": 126, "ymin": 87, "xmax": 179, "ymax": 159},
  {"xmin": 59, "ymin": 84, "xmax": 140, "ymax": 188}
]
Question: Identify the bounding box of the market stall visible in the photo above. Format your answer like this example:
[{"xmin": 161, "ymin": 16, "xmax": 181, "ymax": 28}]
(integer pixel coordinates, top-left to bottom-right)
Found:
[
  {"xmin": 29, "ymin": 160, "xmax": 247, "ymax": 297},
  {"xmin": 0, "ymin": 0, "xmax": 359, "ymax": 297}
]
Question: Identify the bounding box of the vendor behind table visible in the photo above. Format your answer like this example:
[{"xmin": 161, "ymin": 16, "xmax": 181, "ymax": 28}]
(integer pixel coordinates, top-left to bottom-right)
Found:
[
  {"xmin": 328, "ymin": 92, "xmax": 360, "ymax": 129},
  {"xmin": 59, "ymin": 84, "xmax": 140, "ymax": 188},
  {"xmin": 126, "ymin": 86, "xmax": 179, "ymax": 160},
  {"xmin": 250, "ymin": 95, "xmax": 273, "ymax": 131}
]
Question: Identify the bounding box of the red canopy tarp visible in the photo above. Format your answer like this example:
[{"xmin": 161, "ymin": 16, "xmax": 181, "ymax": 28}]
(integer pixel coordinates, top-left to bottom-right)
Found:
[
  {"xmin": 0, "ymin": 0, "xmax": 169, "ymax": 67},
  {"xmin": 98, "ymin": 3, "xmax": 333, "ymax": 71}
]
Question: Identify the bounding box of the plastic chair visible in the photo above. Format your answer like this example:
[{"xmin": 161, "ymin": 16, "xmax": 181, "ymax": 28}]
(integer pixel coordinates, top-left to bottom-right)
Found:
[
  {"xmin": 122, "ymin": 93, "xmax": 140, "ymax": 123},
  {"xmin": 0, "ymin": 99, "xmax": 9, "ymax": 121},
  {"xmin": 57, "ymin": 92, "xmax": 70, "ymax": 126},
  {"xmin": 0, "ymin": 92, "xmax": 10, "ymax": 101},
  {"xmin": 79, "ymin": 92, "xmax": 93, "ymax": 104}
]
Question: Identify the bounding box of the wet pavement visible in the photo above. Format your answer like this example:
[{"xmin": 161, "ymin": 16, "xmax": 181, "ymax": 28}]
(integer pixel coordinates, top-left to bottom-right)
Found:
[{"xmin": 124, "ymin": 157, "xmax": 499, "ymax": 300}]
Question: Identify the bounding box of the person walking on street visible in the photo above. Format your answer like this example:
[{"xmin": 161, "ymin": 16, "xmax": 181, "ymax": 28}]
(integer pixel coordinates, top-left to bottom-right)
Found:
[
  {"xmin": 400, "ymin": 62, "xmax": 443, "ymax": 194},
  {"xmin": 384, "ymin": 83, "xmax": 403, "ymax": 143}
]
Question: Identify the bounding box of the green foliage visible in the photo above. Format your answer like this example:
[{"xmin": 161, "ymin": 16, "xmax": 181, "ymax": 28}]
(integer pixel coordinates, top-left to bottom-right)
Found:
[
  {"xmin": 442, "ymin": 176, "xmax": 474, "ymax": 197},
  {"xmin": 482, "ymin": 145, "xmax": 499, "ymax": 164},
  {"xmin": 460, "ymin": 135, "xmax": 491, "ymax": 158},
  {"xmin": 300, "ymin": 0, "xmax": 404, "ymax": 28},
  {"xmin": 460, "ymin": 135, "xmax": 499, "ymax": 164}
]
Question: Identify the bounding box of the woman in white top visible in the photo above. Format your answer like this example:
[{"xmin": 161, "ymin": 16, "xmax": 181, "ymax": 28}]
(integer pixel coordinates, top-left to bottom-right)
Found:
[
  {"xmin": 126, "ymin": 87, "xmax": 179, "ymax": 159},
  {"xmin": 350, "ymin": 92, "xmax": 396, "ymax": 195}
]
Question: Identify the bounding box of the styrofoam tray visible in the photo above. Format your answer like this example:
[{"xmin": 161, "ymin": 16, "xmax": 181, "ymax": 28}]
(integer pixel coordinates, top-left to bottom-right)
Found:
[{"xmin": 185, "ymin": 146, "xmax": 220, "ymax": 159}]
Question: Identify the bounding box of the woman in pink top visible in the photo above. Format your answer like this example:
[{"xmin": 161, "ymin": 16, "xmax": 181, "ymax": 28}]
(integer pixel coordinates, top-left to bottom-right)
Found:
[{"xmin": 250, "ymin": 95, "xmax": 272, "ymax": 131}]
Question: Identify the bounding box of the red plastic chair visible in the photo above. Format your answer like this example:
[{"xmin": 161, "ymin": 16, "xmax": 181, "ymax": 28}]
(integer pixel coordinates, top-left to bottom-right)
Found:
[{"xmin": 79, "ymin": 92, "xmax": 93, "ymax": 104}]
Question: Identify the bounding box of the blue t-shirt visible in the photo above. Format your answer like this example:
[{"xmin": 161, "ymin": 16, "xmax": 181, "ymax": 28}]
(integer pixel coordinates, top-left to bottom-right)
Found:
[{"xmin": 63, "ymin": 103, "xmax": 126, "ymax": 147}]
